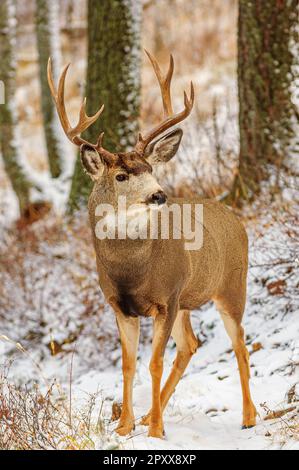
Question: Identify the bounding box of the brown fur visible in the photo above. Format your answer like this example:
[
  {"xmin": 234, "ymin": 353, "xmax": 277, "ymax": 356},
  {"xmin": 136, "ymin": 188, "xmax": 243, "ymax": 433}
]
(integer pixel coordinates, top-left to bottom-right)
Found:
[{"xmin": 116, "ymin": 152, "xmax": 152, "ymax": 175}]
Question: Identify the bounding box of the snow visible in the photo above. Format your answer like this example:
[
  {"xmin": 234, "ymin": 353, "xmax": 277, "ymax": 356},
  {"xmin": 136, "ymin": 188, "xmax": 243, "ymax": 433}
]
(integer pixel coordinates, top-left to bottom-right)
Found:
[
  {"xmin": 0, "ymin": 0, "xmax": 298, "ymax": 450},
  {"xmin": 125, "ymin": 308, "xmax": 293, "ymax": 450},
  {"xmin": 1, "ymin": 59, "xmax": 298, "ymax": 449},
  {"xmin": 1, "ymin": 201, "xmax": 298, "ymax": 450},
  {"xmin": 62, "ymin": 286, "xmax": 299, "ymax": 450}
]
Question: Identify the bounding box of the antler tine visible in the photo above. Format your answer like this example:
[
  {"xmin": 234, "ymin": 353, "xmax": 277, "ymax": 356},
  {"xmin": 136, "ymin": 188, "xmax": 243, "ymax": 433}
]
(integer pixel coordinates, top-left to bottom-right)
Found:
[
  {"xmin": 47, "ymin": 57, "xmax": 106, "ymax": 149},
  {"xmin": 68, "ymin": 98, "xmax": 105, "ymax": 139},
  {"xmin": 135, "ymin": 52, "xmax": 195, "ymax": 155},
  {"xmin": 48, "ymin": 59, "xmax": 72, "ymax": 135},
  {"xmin": 47, "ymin": 58, "xmax": 58, "ymax": 102},
  {"xmin": 93, "ymin": 132, "xmax": 117, "ymax": 164},
  {"xmin": 145, "ymin": 49, "xmax": 174, "ymax": 117},
  {"xmin": 184, "ymin": 81, "xmax": 195, "ymax": 111},
  {"xmin": 59, "ymin": 63, "xmax": 81, "ymax": 142}
]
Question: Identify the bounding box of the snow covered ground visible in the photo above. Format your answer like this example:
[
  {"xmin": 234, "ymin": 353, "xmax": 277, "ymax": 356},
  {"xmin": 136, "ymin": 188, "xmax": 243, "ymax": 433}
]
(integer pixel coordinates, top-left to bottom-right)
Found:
[
  {"xmin": 1, "ymin": 0, "xmax": 297, "ymax": 451},
  {"xmin": 71, "ymin": 299, "xmax": 299, "ymax": 451},
  {"xmin": 1, "ymin": 198, "xmax": 298, "ymax": 450}
]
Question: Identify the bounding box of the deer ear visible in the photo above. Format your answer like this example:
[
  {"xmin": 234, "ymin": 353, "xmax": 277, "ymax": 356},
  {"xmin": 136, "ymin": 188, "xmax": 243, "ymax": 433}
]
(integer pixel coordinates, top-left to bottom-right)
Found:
[
  {"xmin": 145, "ymin": 128, "xmax": 183, "ymax": 165},
  {"xmin": 80, "ymin": 145, "xmax": 105, "ymax": 180}
]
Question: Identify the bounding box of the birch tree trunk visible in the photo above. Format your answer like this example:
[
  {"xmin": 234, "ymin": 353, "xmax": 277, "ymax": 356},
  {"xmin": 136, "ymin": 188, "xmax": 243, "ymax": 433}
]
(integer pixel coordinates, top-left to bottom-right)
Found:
[
  {"xmin": 232, "ymin": 0, "xmax": 299, "ymax": 202},
  {"xmin": 68, "ymin": 0, "xmax": 142, "ymax": 211},
  {"xmin": 35, "ymin": 0, "xmax": 63, "ymax": 178},
  {"xmin": 0, "ymin": 0, "xmax": 31, "ymax": 215}
]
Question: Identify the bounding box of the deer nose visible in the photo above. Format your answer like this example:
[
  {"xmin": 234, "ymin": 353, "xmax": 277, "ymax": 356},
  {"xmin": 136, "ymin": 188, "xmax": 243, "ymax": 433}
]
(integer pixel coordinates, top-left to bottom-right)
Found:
[{"xmin": 147, "ymin": 191, "xmax": 167, "ymax": 205}]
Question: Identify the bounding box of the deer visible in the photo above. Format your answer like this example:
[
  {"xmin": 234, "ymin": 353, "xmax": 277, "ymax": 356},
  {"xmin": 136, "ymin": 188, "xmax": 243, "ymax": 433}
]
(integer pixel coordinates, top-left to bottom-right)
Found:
[{"xmin": 47, "ymin": 51, "xmax": 257, "ymax": 439}]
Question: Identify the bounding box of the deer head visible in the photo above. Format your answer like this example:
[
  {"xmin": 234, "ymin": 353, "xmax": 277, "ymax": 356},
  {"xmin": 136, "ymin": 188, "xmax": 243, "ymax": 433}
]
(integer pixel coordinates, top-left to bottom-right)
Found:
[{"xmin": 47, "ymin": 51, "xmax": 194, "ymax": 207}]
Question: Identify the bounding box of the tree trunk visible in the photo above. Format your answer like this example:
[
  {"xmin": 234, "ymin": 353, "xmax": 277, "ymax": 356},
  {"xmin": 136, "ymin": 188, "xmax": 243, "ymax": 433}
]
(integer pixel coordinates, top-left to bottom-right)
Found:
[
  {"xmin": 35, "ymin": 0, "xmax": 63, "ymax": 178},
  {"xmin": 68, "ymin": 0, "xmax": 142, "ymax": 211},
  {"xmin": 232, "ymin": 0, "xmax": 299, "ymax": 202},
  {"xmin": 0, "ymin": 0, "xmax": 31, "ymax": 215}
]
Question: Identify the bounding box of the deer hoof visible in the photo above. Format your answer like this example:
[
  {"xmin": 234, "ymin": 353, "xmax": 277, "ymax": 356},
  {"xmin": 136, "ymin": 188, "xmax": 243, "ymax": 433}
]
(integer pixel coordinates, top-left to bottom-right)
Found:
[
  {"xmin": 115, "ymin": 421, "xmax": 135, "ymax": 436},
  {"xmin": 148, "ymin": 425, "xmax": 165, "ymax": 439},
  {"xmin": 140, "ymin": 413, "xmax": 151, "ymax": 426},
  {"xmin": 242, "ymin": 405, "xmax": 257, "ymax": 429}
]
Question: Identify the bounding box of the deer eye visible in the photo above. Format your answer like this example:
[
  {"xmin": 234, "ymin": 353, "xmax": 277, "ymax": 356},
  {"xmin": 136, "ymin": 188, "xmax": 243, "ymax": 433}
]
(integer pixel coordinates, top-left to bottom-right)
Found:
[{"xmin": 116, "ymin": 174, "xmax": 128, "ymax": 182}]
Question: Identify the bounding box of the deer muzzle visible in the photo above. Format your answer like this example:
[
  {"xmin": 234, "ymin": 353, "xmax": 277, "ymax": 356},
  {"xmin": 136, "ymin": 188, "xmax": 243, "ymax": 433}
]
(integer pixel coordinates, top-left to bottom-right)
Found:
[{"xmin": 146, "ymin": 191, "xmax": 167, "ymax": 206}]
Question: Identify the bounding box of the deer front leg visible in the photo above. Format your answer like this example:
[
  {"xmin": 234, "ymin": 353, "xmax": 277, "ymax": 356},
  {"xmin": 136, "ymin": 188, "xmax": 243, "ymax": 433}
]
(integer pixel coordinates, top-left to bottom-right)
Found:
[
  {"xmin": 115, "ymin": 310, "xmax": 140, "ymax": 436},
  {"xmin": 148, "ymin": 303, "xmax": 177, "ymax": 439},
  {"xmin": 141, "ymin": 310, "xmax": 198, "ymax": 426}
]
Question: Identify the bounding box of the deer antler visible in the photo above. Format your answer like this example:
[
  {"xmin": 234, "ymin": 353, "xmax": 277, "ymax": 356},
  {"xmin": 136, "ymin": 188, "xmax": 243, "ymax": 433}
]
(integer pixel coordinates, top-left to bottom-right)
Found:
[
  {"xmin": 47, "ymin": 58, "xmax": 116, "ymax": 164},
  {"xmin": 135, "ymin": 50, "xmax": 194, "ymax": 155}
]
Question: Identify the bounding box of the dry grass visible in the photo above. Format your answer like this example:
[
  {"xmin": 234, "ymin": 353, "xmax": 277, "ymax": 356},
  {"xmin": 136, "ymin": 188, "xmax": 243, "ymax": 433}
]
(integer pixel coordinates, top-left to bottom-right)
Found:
[
  {"xmin": 0, "ymin": 335, "xmax": 119, "ymax": 451},
  {"xmin": 0, "ymin": 368, "xmax": 116, "ymax": 450},
  {"xmin": 261, "ymin": 384, "xmax": 299, "ymax": 448}
]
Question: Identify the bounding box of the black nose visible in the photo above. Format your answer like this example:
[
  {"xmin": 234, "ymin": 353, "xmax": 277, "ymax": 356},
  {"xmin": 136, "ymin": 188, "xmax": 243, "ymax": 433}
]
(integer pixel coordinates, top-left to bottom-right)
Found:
[{"xmin": 147, "ymin": 191, "xmax": 167, "ymax": 205}]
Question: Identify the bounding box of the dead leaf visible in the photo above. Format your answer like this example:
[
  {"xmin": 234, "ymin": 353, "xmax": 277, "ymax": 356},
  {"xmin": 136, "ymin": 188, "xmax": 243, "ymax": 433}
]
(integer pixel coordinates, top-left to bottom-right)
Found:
[
  {"xmin": 111, "ymin": 401, "xmax": 122, "ymax": 421},
  {"xmin": 264, "ymin": 406, "xmax": 296, "ymax": 421},
  {"xmin": 251, "ymin": 342, "xmax": 263, "ymax": 354},
  {"xmin": 267, "ymin": 279, "xmax": 286, "ymax": 295},
  {"xmin": 287, "ymin": 384, "xmax": 298, "ymax": 404}
]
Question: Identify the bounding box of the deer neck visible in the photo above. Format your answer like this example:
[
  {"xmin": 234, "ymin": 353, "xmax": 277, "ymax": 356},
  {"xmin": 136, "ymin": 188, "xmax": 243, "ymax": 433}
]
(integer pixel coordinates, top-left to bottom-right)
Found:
[
  {"xmin": 98, "ymin": 238, "xmax": 159, "ymax": 287},
  {"xmin": 89, "ymin": 189, "xmax": 160, "ymax": 282}
]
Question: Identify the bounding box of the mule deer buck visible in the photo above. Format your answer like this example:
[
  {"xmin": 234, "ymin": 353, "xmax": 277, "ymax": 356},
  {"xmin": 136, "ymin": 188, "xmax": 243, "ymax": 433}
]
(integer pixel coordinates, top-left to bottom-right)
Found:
[{"xmin": 48, "ymin": 51, "xmax": 257, "ymax": 438}]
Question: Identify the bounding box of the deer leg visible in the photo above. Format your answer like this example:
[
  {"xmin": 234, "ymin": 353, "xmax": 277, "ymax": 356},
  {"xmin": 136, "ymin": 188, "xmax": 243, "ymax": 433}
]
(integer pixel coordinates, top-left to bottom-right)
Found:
[
  {"xmin": 148, "ymin": 303, "xmax": 177, "ymax": 438},
  {"xmin": 219, "ymin": 310, "xmax": 257, "ymax": 428},
  {"xmin": 115, "ymin": 311, "xmax": 140, "ymax": 436},
  {"xmin": 141, "ymin": 310, "xmax": 198, "ymax": 426}
]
